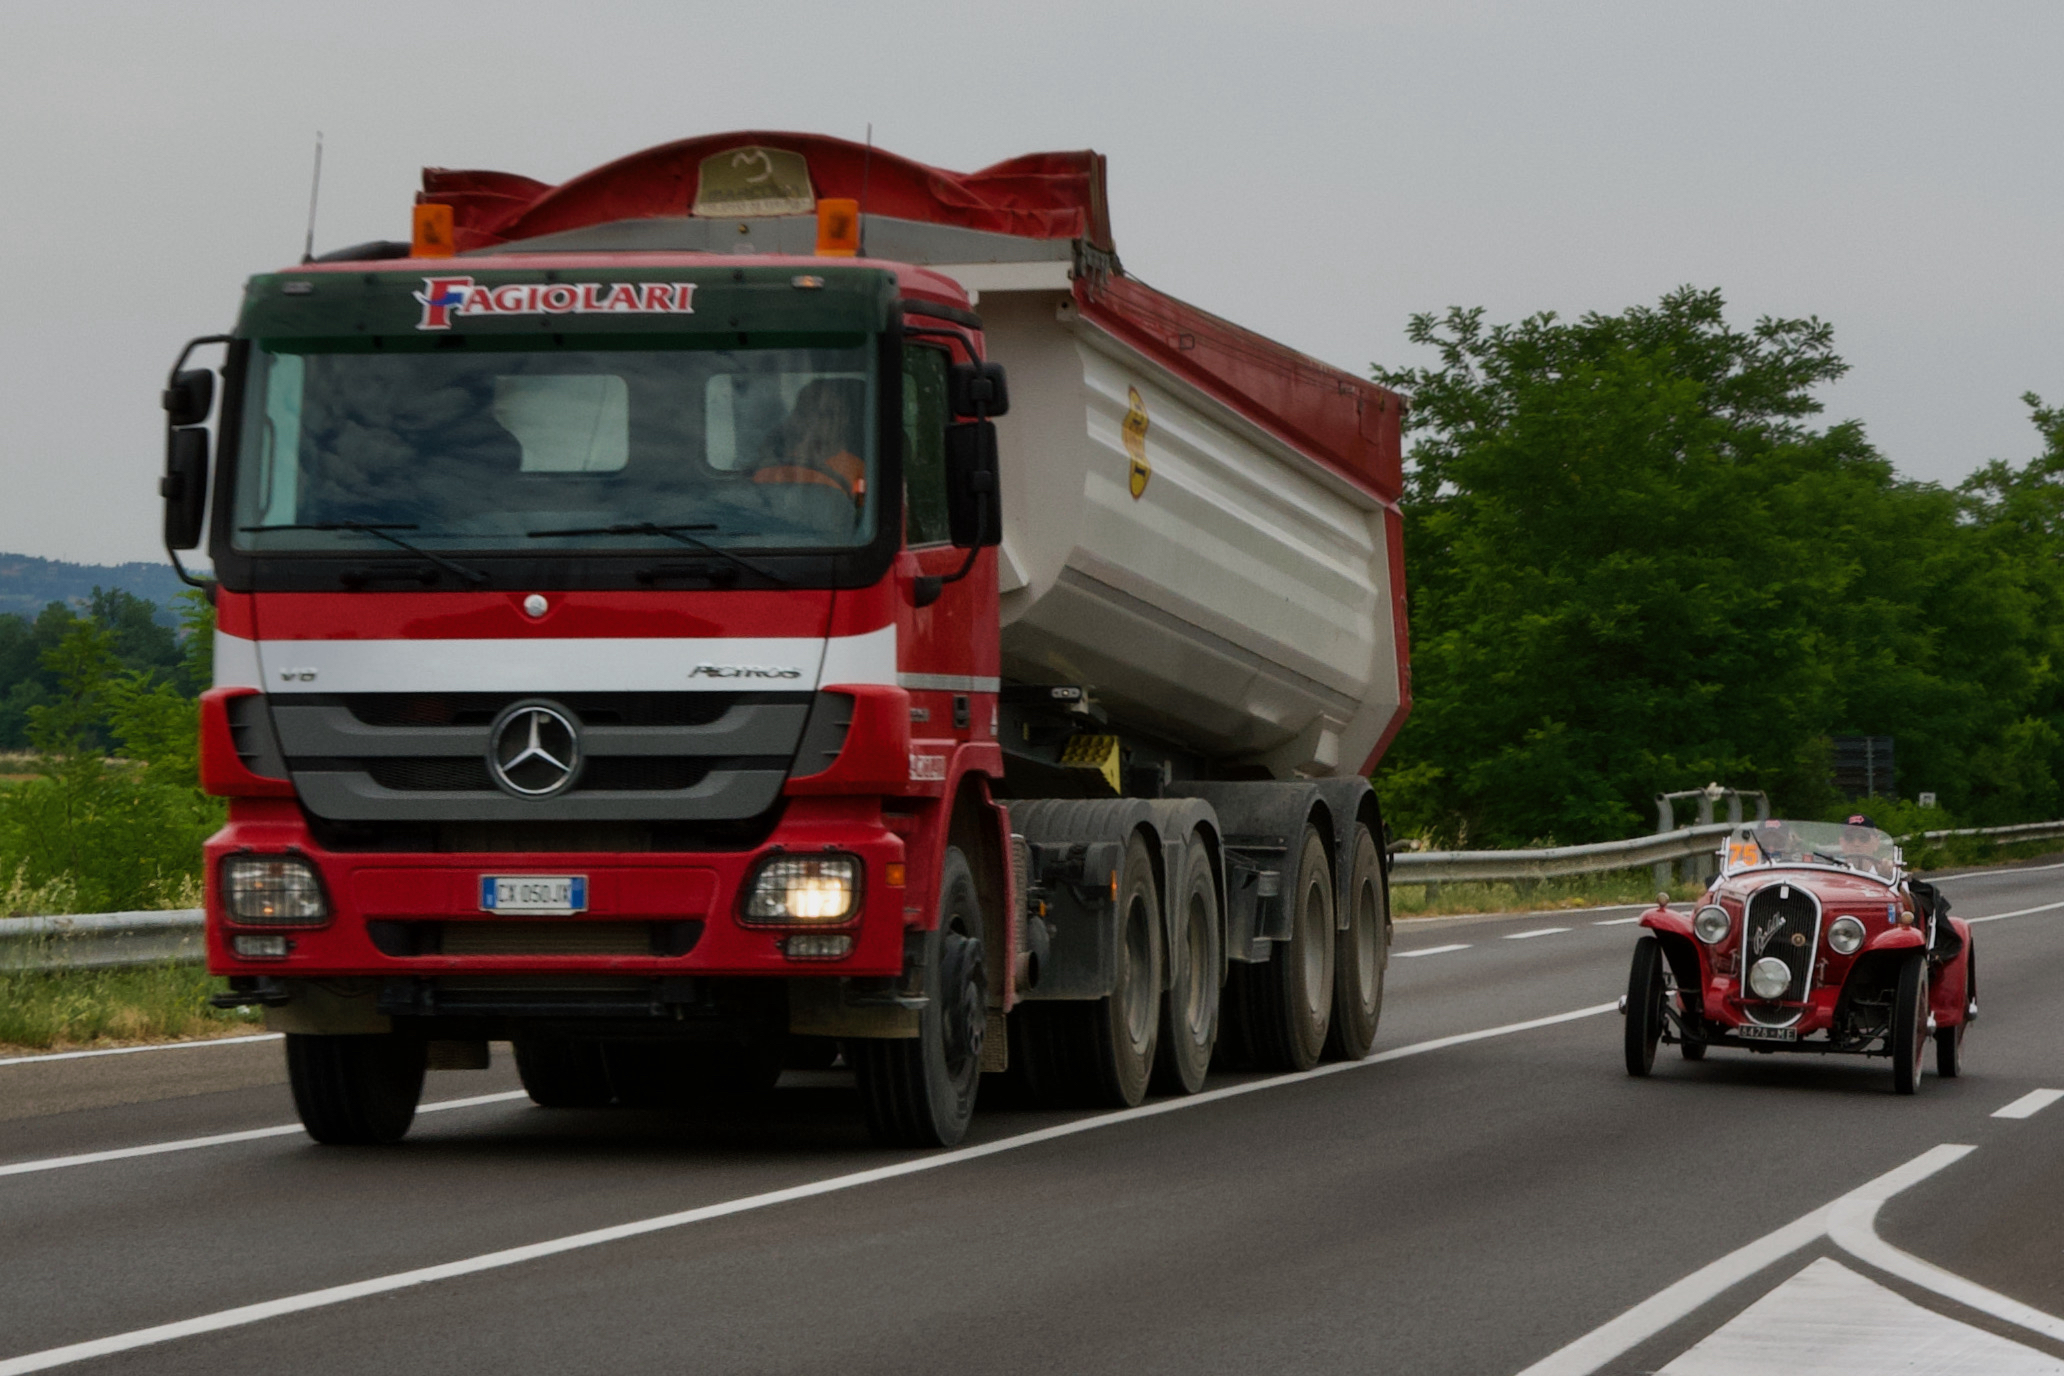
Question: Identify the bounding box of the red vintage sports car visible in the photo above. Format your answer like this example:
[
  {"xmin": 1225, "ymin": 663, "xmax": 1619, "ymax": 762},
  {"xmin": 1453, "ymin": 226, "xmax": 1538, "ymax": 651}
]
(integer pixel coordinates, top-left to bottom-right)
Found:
[{"xmin": 1623, "ymin": 817, "xmax": 1974, "ymax": 1093}]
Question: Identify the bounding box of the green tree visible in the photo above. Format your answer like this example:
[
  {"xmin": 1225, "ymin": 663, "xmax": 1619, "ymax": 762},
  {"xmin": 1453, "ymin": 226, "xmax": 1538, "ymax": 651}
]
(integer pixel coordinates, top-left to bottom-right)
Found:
[{"xmin": 1372, "ymin": 287, "xmax": 2049, "ymax": 845}]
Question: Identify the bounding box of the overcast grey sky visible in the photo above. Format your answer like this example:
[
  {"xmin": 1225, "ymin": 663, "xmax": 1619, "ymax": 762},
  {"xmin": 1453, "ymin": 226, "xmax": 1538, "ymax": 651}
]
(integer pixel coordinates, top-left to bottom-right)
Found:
[{"xmin": 2, "ymin": 0, "xmax": 2058, "ymax": 566}]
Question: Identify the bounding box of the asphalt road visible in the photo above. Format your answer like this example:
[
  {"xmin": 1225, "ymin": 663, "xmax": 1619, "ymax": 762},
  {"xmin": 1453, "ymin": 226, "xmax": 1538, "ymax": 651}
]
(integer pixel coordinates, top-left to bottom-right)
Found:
[{"xmin": 3, "ymin": 861, "xmax": 2062, "ymax": 1375}]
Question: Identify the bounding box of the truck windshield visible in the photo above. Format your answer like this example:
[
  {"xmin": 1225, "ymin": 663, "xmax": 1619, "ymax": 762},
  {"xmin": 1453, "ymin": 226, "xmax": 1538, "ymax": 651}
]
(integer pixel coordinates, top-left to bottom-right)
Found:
[{"xmin": 231, "ymin": 341, "xmax": 878, "ymax": 554}]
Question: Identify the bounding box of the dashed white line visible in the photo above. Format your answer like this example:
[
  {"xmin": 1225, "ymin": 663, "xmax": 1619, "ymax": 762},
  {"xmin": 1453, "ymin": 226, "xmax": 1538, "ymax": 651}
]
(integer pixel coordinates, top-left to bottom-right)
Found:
[
  {"xmin": 0, "ymin": 1091, "xmax": 529, "ymax": 1180},
  {"xmin": 1966, "ymin": 900, "xmax": 2064, "ymax": 925},
  {"xmin": 1593, "ymin": 917, "xmax": 1643, "ymax": 926},
  {"xmin": 1397, "ymin": 943, "xmax": 1471, "ymax": 958},
  {"xmin": 0, "ymin": 1034, "xmax": 282, "ymax": 1069},
  {"xmin": 1506, "ymin": 927, "xmax": 1571, "ymax": 940},
  {"xmin": 1992, "ymin": 1089, "xmax": 2064, "ymax": 1120},
  {"xmin": 0, "ymin": 1001, "xmax": 1618, "ymax": 1375}
]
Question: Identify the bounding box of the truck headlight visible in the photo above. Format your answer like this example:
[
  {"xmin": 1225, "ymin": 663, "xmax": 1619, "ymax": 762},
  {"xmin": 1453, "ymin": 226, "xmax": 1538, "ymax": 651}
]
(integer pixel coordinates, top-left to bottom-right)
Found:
[
  {"xmin": 221, "ymin": 855, "xmax": 329, "ymax": 925},
  {"xmin": 1827, "ymin": 916, "xmax": 1865, "ymax": 955},
  {"xmin": 1693, "ymin": 905, "xmax": 1731, "ymax": 945},
  {"xmin": 742, "ymin": 855, "xmax": 860, "ymax": 924},
  {"xmin": 1748, "ymin": 956, "xmax": 1793, "ymax": 999}
]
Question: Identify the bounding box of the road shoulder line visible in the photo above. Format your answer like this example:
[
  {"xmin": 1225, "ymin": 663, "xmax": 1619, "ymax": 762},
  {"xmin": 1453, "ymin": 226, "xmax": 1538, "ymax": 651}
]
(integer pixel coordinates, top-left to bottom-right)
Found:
[
  {"xmin": 0, "ymin": 1034, "xmax": 282, "ymax": 1069},
  {"xmin": 1513, "ymin": 1143, "xmax": 1975, "ymax": 1376},
  {"xmin": 0, "ymin": 1004, "xmax": 1616, "ymax": 1375}
]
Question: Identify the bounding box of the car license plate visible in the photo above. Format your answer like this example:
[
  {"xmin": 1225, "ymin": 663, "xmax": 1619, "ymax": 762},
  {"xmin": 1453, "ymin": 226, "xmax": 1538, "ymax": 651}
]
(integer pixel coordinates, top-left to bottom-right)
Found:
[
  {"xmin": 479, "ymin": 875, "xmax": 586, "ymax": 914},
  {"xmin": 1735, "ymin": 1024, "xmax": 1797, "ymax": 1043}
]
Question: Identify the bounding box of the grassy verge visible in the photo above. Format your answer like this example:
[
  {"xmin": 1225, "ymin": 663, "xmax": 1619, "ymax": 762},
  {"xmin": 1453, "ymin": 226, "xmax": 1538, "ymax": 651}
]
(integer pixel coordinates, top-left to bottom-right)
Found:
[
  {"xmin": 1391, "ymin": 869, "xmax": 1704, "ymax": 919},
  {"xmin": 0, "ymin": 963, "xmax": 258, "ymax": 1056}
]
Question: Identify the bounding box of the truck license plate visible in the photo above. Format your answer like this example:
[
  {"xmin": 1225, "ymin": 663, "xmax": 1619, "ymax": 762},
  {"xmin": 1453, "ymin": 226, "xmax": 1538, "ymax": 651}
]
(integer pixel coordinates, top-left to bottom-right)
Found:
[
  {"xmin": 1735, "ymin": 1024, "xmax": 1797, "ymax": 1043},
  {"xmin": 480, "ymin": 875, "xmax": 587, "ymax": 914}
]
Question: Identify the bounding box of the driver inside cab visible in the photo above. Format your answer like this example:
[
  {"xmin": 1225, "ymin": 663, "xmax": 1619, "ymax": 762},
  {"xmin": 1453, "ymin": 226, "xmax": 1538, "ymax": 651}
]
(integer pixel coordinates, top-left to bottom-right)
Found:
[{"xmin": 752, "ymin": 378, "xmax": 868, "ymax": 505}]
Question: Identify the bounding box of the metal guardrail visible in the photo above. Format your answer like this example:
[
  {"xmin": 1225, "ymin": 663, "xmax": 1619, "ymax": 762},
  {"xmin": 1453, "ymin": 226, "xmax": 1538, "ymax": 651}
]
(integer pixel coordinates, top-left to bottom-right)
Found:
[
  {"xmin": 0, "ymin": 909, "xmax": 203, "ymax": 972},
  {"xmin": 1390, "ymin": 823, "xmax": 1736, "ymax": 885},
  {"xmin": 8, "ymin": 818, "xmax": 2064, "ymax": 968}
]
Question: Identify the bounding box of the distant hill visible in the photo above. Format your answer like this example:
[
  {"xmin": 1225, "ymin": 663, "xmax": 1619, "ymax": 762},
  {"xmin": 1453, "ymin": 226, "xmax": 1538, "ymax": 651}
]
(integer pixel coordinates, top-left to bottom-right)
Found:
[{"xmin": 0, "ymin": 553, "xmax": 189, "ymax": 623}]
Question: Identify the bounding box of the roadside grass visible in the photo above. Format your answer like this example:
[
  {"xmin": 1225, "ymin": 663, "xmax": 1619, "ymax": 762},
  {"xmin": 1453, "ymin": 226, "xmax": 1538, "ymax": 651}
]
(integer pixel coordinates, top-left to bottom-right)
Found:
[
  {"xmin": 0, "ymin": 962, "xmax": 257, "ymax": 1055},
  {"xmin": 1391, "ymin": 869, "xmax": 1705, "ymax": 919}
]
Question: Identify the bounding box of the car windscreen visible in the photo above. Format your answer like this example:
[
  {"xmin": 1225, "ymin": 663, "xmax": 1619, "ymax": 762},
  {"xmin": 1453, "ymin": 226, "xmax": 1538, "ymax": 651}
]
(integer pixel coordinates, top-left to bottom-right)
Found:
[
  {"xmin": 230, "ymin": 339, "xmax": 878, "ymax": 555},
  {"xmin": 1731, "ymin": 820, "xmax": 1898, "ymax": 877}
]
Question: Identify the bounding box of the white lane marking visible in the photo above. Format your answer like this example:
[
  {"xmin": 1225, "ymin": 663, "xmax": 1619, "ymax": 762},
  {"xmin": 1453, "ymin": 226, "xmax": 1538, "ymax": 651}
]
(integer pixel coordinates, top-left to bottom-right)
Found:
[
  {"xmin": 0, "ymin": 1034, "xmax": 282, "ymax": 1069},
  {"xmin": 1513, "ymin": 1143, "xmax": 1974, "ymax": 1376},
  {"xmin": 1966, "ymin": 900, "xmax": 2064, "ymax": 925},
  {"xmin": 1397, "ymin": 943, "xmax": 1471, "ymax": 958},
  {"xmin": 0, "ymin": 1003, "xmax": 1617, "ymax": 1375},
  {"xmin": 1506, "ymin": 927, "xmax": 1570, "ymax": 940},
  {"xmin": 1593, "ymin": 917, "xmax": 1643, "ymax": 926},
  {"xmin": 1935, "ymin": 860, "xmax": 2064, "ymax": 883},
  {"xmin": 1658, "ymin": 1257, "xmax": 2064, "ymax": 1375},
  {"xmin": 0, "ymin": 1092, "xmax": 528, "ymax": 1180},
  {"xmin": 1992, "ymin": 1089, "xmax": 2064, "ymax": 1120},
  {"xmin": 1827, "ymin": 1150, "xmax": 2064, "ymax": 1346}
]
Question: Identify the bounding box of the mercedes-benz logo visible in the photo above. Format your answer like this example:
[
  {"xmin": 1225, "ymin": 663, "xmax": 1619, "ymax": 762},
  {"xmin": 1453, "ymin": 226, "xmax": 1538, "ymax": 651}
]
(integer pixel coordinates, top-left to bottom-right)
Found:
[{"xmin": 487, "ymin": 701, "xmax": 581, "ymax": 797}]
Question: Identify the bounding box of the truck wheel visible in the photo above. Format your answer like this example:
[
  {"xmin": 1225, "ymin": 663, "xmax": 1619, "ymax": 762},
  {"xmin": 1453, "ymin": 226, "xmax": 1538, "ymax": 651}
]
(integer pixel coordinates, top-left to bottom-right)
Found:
[
  {"xmin": 513, "ymin": 1038, "xmax": 613, "ymax": 1108},
  {"xmin": 1152, "ymin": 836, "xmax": 1221, "ymax": 1095},
  {"xmin": 1623, "ymin": 937, "xmax": 1663, "ymax": 1077},
  {"xmin": 1323, "ymin": 823, "xmax": 1387, "ymax": 1061},
  {"xmin": 286, "ymin": 1032, "xmax": 426, "ymax": 1145},
  {"xmin": 1934, "ymin": 1023, "xmax": 1964, "ymax": 1078},
  {"xmin": 1090, "ymin": 831, "xmax": 1165, "ymax": 1104},
  {"xmin": 1891, "ymin": 952, "xmax": 1927, "ymax": 1095},
  {"xmin": 1247, "ymin": 825, "xmax": 1335, "ymax": 1072},
  {"xmin": 851, "ymin": 846, "xmax": 987, "ymax": 1146}
]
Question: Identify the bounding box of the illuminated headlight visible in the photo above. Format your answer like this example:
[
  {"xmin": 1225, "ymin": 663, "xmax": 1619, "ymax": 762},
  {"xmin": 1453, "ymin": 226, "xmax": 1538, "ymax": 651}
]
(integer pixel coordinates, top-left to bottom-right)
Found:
[
  {"xmin": 1693, "ymin": 905, "xmax": 1731, "ymax": 945},
  {"xmin": 1748, "ymin": 956, "xmax": 1793, "ymax": 1000},
  {"xmin": 221, "ymin": 856, "xmax": 328, "ymax": 925},
  {"xmin": 743, "ymin": 855, "xmax": 860, "ymax": 925},
  {"xmin": 1827, "ymin": 916, "xmax": 1866, "ymax": 956}
]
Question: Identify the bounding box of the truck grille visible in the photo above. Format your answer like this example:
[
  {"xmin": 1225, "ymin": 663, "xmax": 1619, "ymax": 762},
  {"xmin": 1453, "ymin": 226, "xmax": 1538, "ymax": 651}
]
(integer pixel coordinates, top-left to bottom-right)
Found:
[
  {"xmin": 265, "ymin": 691, "xmax": 835, "ymax": 824},
  {"xmin": 1742, "ymin": 882, "xmax": 1820, "ymax": 1018}
]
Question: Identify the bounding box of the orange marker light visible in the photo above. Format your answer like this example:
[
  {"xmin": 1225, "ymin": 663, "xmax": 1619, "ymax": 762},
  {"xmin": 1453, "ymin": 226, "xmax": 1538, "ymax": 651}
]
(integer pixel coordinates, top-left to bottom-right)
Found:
[
  {"xmin": 412, "ymin": 203, "xmax": 455, "ymax": 258},
  {"xmin": 815, "ymin": 198, "xmax": 860, "ymax": 256},
  {"xmin": 884, "ymin": 862, "xmax": 907, "ymax": 887}
]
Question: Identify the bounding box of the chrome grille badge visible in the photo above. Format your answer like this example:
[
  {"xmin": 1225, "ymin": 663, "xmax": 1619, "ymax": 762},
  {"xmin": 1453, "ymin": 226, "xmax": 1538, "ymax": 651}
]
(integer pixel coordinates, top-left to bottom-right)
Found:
[{"xmin": 487, "ymin": 701, "xmax": 581, "ymax": 797}]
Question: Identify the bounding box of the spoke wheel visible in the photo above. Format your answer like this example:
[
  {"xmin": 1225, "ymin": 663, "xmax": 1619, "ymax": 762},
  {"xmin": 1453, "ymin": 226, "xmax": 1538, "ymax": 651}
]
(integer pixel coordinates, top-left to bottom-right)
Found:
[
  {"xmin": 1623, "ymin": 937, "xmax": 1664, "ymax": 1077},
  {"xmin": 851, "ymin": 846, "xmax": 987, "ymax": 1146},
  {"xmin": 1891, "ymin": 951, "xmax": 1928, "ymax": 1095},
  {"xmin": 1152, "ymin": 837, "xmax": 1221, "ymax": 1095},
  {"xmin": 1323, "ymin": 824, "xmax": 1388, "ymax": 1061},
  {"xmin": 286, "ymin": 1032, "xmax": 426, "ymax": 1145}
]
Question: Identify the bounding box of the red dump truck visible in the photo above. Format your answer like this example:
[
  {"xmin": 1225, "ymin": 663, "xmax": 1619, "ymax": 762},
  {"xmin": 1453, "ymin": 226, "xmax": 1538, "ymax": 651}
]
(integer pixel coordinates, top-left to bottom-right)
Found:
[{"xmin": 160, "ymin": 133, "xmax": 1410, "ymax": 1147}]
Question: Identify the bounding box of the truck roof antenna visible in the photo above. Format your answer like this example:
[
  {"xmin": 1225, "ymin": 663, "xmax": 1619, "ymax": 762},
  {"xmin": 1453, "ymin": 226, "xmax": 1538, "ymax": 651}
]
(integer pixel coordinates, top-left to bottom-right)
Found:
[
  {"xmin": 300, "ymin": 132, "xmax": 324, "ymax": 264},
  {"xmin": 857, "ymin": 123, "xmax": 872, "ymax": 257}
]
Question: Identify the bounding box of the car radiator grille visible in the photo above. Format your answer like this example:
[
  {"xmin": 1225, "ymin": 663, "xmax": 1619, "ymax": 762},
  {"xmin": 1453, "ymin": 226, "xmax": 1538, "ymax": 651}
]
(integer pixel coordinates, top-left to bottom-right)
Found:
[{"xmin": 1742, "ymin": 883, "xmax": 1820, "ymax": 1014}]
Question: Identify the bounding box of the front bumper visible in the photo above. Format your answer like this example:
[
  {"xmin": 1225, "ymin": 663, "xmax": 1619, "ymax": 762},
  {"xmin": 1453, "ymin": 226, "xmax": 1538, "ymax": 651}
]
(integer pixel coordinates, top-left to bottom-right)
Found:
[{"xmin": 203, "ymin": 796, "xmax": 908, "ymax": 980}]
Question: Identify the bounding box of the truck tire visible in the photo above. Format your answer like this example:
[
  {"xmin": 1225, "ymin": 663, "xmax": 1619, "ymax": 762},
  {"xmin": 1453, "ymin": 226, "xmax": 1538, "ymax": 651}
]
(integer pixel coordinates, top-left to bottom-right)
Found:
[
  {"xmin": 851, "ymin": 846, "xmax": 987, "ymax": 1146},
  {"xmin": 286, "ymin": 1032, "xmax": 426, "ymax": 1145},
  {"xmin": 1245, "ymin": 825, "xmax": 1335, "ymax": 1072},
  {"xmin": 1891, "ymin": 952, "xmax": 1928, "ymax": 1095},
  {"xmin": 1151, "ymin": 835, "xmax": 1221, "ymax": 1095},
  {"xmin": 513, "ymin": 1038, "xmax": 613, "ymax": 1108},
  {"xmin": 1323, "ymin": 823, "xmax": 1387, "ymax": 1061}
]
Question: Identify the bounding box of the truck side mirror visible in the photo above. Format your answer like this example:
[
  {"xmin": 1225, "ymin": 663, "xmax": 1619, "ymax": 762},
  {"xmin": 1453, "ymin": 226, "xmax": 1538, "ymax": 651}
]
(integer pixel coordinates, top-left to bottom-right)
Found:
[
  {"xmin": 162, "ymin": 427, "xmax": 209, "ymax": 551},
  {"xmin": 163, "ymin": 369, "xmax": 215, "ymax": 427},
  {"xmin": 948, "ymin": 361, "xmax": 1009, "ymax": 418},
  {"xmin": 944, "ymin": 421, "xmax": 1002, "ymax": 549}
]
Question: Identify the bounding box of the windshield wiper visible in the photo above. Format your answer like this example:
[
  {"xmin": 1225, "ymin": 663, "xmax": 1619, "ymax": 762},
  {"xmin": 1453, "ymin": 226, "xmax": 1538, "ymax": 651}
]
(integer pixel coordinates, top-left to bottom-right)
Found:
[
  {"xmin": 241, "ymin": 522, "xmax": 489, "ymax": 586},
  {"xmin": 526, "ymin": 523, "xmax": 791, "ymax": 587}
]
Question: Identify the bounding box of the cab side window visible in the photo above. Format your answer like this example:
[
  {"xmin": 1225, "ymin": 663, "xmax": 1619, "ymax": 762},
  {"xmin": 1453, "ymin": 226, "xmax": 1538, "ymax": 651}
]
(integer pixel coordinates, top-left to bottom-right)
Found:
[{"xmin": 903, "ymin": 346, "xmax": 951, "ymax": 546}]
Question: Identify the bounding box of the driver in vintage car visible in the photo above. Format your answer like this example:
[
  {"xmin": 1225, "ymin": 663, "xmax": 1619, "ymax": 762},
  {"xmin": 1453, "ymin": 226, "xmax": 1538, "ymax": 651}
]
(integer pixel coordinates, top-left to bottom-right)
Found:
[{"xmin": 1626, "ymin": 813, "xmax": 1974, "ymax": 1094}]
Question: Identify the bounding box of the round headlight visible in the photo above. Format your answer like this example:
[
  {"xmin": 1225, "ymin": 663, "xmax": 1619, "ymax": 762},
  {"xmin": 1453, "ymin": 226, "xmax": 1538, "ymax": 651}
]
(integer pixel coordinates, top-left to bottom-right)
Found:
[
  {"xmin": 1693, "ymin": 905, "xmax": 1731, "ymax": 945},
  {"xmin": 1827, "ymin": 916, "xmax": 1865, "ymax": 956},
  {"xmin": 1748, "ymin": 956, "xmax": 1793, "ymax": 1000}
]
